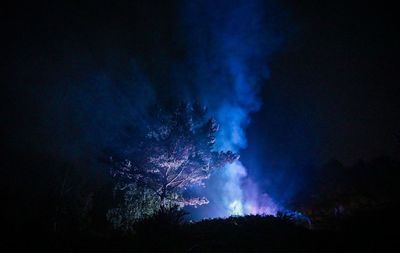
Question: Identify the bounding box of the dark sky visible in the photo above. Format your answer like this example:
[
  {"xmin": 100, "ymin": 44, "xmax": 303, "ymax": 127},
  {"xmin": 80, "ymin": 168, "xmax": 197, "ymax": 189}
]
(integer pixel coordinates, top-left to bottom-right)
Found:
[
  {"xmin": 2, "ymin": 0, "xmax": 399, "ymax": 169},
  {"xmin": 244, "ymin": 0, "xmax": 399, "ymax": 167}
]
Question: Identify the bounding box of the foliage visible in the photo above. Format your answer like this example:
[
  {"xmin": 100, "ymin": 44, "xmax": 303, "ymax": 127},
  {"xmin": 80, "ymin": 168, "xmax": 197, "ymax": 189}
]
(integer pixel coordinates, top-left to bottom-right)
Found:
[
  {"xmin": 3, "ymin": 150, "xmax": 399, "ymax": 252},
  {"xmin": 106, "ymin": 102, "xmax": 238, "ymax": 228},
  {"xmin": 106, "ymin": 183, "xmax": 160, "ymax": 231},
  {"xmin": 134, "ymin": 205, "xmax": 189, "ymax": 233},
  {"xmin": 292, "ymin": 157, "xmax": 399, "ymax": 224}
]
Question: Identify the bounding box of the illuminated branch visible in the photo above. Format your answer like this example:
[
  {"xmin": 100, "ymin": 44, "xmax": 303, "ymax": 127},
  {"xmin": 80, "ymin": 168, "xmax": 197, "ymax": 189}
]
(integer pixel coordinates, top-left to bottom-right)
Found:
[{"xmin": 107, "ymin": 102, "xmax": 239, "ymax": 210}]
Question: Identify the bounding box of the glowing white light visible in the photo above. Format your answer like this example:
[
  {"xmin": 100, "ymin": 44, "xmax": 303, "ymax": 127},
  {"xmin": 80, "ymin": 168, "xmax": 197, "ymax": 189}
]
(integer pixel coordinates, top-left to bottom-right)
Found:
[{"xmin": 229, "ymin": 200, "xmax": 243, "ymax": 215}]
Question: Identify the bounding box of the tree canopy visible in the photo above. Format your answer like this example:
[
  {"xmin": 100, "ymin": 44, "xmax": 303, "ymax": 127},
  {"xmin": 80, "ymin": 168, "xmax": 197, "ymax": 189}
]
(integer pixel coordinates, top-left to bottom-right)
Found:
[{"xmin": 106, "ymin": 102, "xmax": 238, "ymax": 227}]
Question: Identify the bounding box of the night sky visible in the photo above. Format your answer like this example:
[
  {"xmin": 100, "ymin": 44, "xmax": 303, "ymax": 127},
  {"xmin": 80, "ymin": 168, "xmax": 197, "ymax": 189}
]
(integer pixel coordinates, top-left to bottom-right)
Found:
[
  {"xmin": 2, "ymin": 0, "xmax": 399, "ymax": 215},
  {"xmin": 251, "ymin": 0, "xmax": 399, "ymax": 164}
]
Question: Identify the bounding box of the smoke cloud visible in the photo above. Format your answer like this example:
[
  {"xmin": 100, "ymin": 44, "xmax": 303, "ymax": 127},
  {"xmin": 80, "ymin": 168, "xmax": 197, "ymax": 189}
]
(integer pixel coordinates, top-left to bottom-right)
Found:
[{"xmin": 180, "ymin": 0, "xmax": 284, "ymax": 217}]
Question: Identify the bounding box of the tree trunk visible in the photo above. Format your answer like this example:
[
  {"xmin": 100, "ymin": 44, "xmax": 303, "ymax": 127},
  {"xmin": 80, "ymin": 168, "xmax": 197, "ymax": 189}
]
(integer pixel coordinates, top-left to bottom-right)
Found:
[{"xmin": 160, "ymin": 184, "xmax": 167, "ymax": 211}]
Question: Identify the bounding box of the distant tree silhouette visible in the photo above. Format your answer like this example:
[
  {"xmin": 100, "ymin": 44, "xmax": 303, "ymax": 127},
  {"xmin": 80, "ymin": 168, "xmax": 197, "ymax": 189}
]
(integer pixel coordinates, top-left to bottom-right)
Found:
[{"xmin": 295, "ymin": 156, "xmax": 400, "ymax": 226}]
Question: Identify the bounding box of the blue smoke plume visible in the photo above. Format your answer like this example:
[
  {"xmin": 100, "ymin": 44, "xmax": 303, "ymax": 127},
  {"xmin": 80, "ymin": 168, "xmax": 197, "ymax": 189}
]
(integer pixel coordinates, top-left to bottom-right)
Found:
[{"xmin": 180, "ymin": 0, "xmax": 285, "ymax": 217}]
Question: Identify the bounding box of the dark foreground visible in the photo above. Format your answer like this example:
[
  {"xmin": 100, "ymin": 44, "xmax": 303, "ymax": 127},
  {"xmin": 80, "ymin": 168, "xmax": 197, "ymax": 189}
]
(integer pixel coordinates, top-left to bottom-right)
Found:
[{"xmin": 4, "ymin": 205, "xmax": 397, "ymax": 253}]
